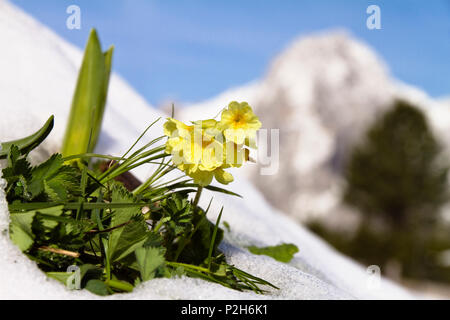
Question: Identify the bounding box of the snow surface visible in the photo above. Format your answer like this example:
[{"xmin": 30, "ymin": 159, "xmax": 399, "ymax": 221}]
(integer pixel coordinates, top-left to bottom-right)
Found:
[{"xmin": 0, "ymin": 0, "xmax": 414, "ymax": 299}]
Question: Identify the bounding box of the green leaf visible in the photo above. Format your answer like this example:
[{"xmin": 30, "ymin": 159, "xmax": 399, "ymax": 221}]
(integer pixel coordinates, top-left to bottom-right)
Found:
[
  {"xmin": 85, "ymin": 279, "xmax": 109, "ymax": 296},
  {"xmin": 62, "ymin": 29, "xmax": 114, "ymax": 157},
  {"xmin": 107, "ymin": 185, "xmax": 148, "ymax": 262},
  {"xmin": 43, "ymin": 166, "xmax": 81, "ymax": 201},
  {"xmin": 204, "ymin": 185, "xmax": 242, "ymax": 198},
  {"xmin": 0, "ymin": 115, "xmax": 54, "ymax": 159},
  {"xmin": 91, "ymin": 46, "xmax": 113, "ymax": 150},
  {"xmin": 2, "ymin": 145, "xmax": 33, "ymax": 202},
  {"xmin": 142, "ymin": 232, "xmax": 163, "ymax": 248},
  {"xmin": 30, "ymin": 154, "xmax": 64, "ymax": 187},
  {"xmin": 160, "ymin": 193, "xmax": 193, "ymax": 236},
  {"xmin": 46, "ymin": 272, "xmax": 72, "ymax": 285},
  {"xmin": 109, "ymin": 216, "xmax": 149, "ymax": 262},
  {"xmin": 47, "ymin": 264, "xmax": 103, "ymax": 288},
  {"xmin": 247, "ymin": 243, "xmax": 299, "ymax": 263},
  {"xmin": 28, "ymin": 154, "xmax": 81, "ymax": 201},
  {"xmin": 135, "ymin": 246, "xmax": 166, "ymax": 281},
  {"xmin": 9, "ymin": 211, "xmax": 36, "ymax": 251},
  {"xmin": 33, "ymin": 205, "xmax": 65, "ymax": 230},
  {"xmin": 176, "ymin": 211, "xmax": 223, "ymax": 265}
]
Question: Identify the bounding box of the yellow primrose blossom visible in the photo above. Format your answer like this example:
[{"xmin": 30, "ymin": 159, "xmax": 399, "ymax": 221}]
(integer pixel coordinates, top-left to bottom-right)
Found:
[
  {"xmin": 163, "ymin": 102, "xmax": 260, "ymax": 186},
  {"xmin": 164, "ymin": 118, "xmax": 228, "ymax": 186},
  {"xmin": 219, "ymin": 101, "xmax": 261, "ymax": 146},
  {"xmin": 188, "ymin": 166, "xmax": 234, "ymax": 186},
  {"xmin": 222, "ymin": 141, "xmax": 249, "ymax": 169},
  {"xmin": 163, "ymin": 117, "xmax": 193, "ymax": 139}
]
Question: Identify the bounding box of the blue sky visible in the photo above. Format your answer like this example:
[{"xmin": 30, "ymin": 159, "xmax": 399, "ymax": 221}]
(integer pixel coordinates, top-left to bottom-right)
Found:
[{"xmin": 11, "ymin": 0, "xmax": 450, "ymax": 105}]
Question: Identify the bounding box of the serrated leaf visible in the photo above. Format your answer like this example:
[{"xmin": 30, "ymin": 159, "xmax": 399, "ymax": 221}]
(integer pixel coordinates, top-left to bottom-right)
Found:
[
  {"xmin": 28, "ymin": 154, "xmax": 64, "ymax": 197},
  {"xmin": 143, "ymin": 232, "xmax": 163, "ymax": 248},
  {"xmin": 2, "ymin": 145, "xmax": 33, "ymax": 202},
  {"xmin": 107, "ymin": 185, "xmax": 148, "ymax": 262},
  {"xmin": 109, "ymin": 217, "xmax": 149, "ymax": 262},
  {"xmin": 26, "ymin": 154, "xmax": 81, "ymax": 201},
  {"xmin": 248, "ymin": 243, "xmax": 299, "ymax": 263},
  {"xmin": 44, "ymin": 166, "xmax": 81, "ymax": 201},
  {"xmin": 135, "ymin": 246, "xmax": 166, "ymax": 281}
]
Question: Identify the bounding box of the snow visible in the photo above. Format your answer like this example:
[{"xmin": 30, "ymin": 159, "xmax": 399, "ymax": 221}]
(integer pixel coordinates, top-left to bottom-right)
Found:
[{"xmin": 0, "ymin": 0, "xmax": 414, "ymax": 299}]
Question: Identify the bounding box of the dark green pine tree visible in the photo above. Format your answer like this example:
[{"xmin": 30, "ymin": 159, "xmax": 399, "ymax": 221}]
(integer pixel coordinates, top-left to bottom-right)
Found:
[{"xmin": 344, "ymin": 100, "xmax": 448, "ymax": 230}]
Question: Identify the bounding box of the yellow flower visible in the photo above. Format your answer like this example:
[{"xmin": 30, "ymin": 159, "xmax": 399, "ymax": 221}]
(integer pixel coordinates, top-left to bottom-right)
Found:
[
  {"xmin": 223, "ymin": 141, "xmax": 249, "ymax": 169},
  {"xmin": 189, "ymin": 166, "xmax": 234, "ymax": 186},
  {"xmin": 163, "ymin": 104, "xmax": 259, "ymax": 187},
  {"xmin": 163, "ymin": 118, "xmax": 193, "ymax": 155},
  {"xmin": 164, "ymin": 118, "xmax": 230, "ymax": 186},
  {"xmin": 213, "ymin": 167, "xmax": 234, "ymax": 184},
  {"xmin": 163, "ymin": 118, "xmax": 192, "ymax": 139},
  {"xmin": 219, "ymin": 101, "xmax": 261, "ymax": 146}
]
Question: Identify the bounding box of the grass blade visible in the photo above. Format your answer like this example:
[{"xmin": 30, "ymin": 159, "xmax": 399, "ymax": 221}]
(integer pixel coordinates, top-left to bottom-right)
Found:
[{"xmin": 208, "ymin": 206, "xmax": 223, "ymax": 270}]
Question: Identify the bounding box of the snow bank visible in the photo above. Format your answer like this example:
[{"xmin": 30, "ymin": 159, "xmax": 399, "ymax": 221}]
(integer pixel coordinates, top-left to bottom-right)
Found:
[{"xmin": 0, "ymin": 0, "xmax": 413, "ymax": 299}]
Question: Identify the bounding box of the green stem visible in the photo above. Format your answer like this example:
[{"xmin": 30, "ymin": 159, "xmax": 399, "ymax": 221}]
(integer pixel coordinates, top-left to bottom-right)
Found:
[
  {"xmin": 104, "ymin": 255, "xmax": 111, "ymax": 281},
  {"xmin": 193, "ymin": 186, "xmax": 203, "ymax": 209},
  {"xmin": 105, "ymin": 279, "xmax": 134, "ymax": 292},
  {"xmin": 153, "ymin": 218, "xmax": 166, "ymax": 233},
  {"xmin": 93, "ymin": 192, "xmax": 111, "ymax": 281}
]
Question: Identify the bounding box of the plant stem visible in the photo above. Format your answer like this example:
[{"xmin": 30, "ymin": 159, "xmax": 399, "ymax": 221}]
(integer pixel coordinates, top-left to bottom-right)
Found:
[
  {"xmin": 193, "ymin": 186, "xmax": 203, "ymax": 209},
  {"xmin": 105, "ymin": 279, "xmax": 134, "ymax": 292},
  {"xmin": 153, "ymin": 218, "xmax": 166, "ymax": 233}
]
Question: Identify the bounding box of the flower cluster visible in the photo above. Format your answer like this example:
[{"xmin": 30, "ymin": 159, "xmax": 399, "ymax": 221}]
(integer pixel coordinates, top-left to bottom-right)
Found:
[{"xmin": 164, "ymin": 101, "xmax": 261, "ymax": 186}]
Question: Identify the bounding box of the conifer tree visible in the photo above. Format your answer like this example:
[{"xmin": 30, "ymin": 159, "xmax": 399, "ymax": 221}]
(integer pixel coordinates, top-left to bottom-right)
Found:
[{"xmin": 344, "ymin": 100, "xmax": 448, "ymax": 230}]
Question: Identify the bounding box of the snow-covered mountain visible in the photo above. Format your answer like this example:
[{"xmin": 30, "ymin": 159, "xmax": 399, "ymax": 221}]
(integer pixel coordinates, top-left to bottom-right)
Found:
[
  {"xmin": 178, "ymin": 31, "xmax": 450, "ymax": 224},
  {"xmin": 0, "ymin": 0, "xmax": 414, "ymax": 299}
]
